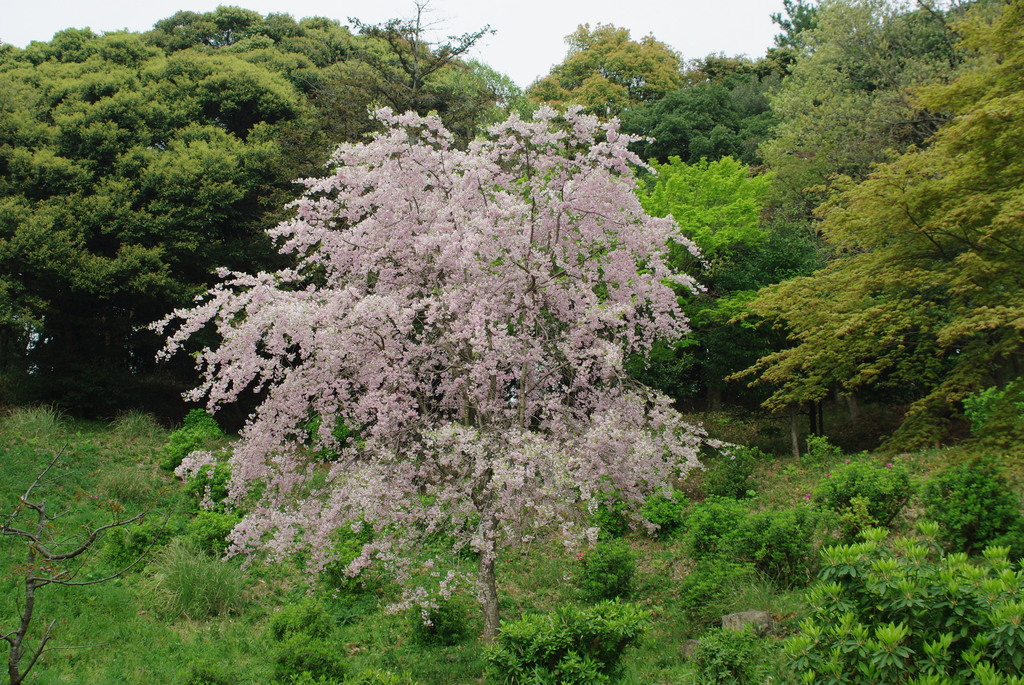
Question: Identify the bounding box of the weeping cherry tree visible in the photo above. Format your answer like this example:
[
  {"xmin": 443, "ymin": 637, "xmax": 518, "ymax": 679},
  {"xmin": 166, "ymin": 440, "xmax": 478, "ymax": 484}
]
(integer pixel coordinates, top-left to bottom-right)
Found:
[{"xmin": 157, "ymin": 106, "xmax": 705, "ymax": 639}]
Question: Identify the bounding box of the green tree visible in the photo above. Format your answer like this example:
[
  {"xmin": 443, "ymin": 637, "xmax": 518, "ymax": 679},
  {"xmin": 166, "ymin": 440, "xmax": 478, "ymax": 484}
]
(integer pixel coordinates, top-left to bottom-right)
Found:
[
  {"xmin": 348, "ymin": 2, "xmax": 495, "ymax": 141},
  {"xmin": 761, "ymin": 0, "xmax": 972, "ymax": 219},
  {"xmin": 528, "ymin": 24, "xmax": 683, "ymax": 116},
  {"xmin": 737, "ymin": 1, "xmax": 1024, "ymax": 447},
  {"xmin": 632, "ymin": 157, "xmax": 823, "ymax": 406},
  {"xmin": 0, "ymin": 30, "xmax": 304, "ymax": 411}
]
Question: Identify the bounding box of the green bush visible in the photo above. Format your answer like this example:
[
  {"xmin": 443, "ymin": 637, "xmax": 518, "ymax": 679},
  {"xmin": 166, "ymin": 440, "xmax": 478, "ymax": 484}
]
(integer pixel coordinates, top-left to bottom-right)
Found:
[
  {"xmin": 182, "ymin": 461, "xmax": 233, "ymax": 512},
  {"xmin": 704, "ymin": 446, "xmax": 761, "ymax": 498},
  {"xmin": 802, "ymin": 434, "xmax": 842, "ymax": 467},
  {"xmin": 678, "ymin": 560, "xmax": 756, "ymax": 627},
  {"xmin": 409, "ymin": 597, "xmax": 471, "ymax": 646},
  {"xmin": 640, "ymin": 490, "xmax": 688, "ymax": 538},
  {"xmin": 735, "ymin": 507, "xmax": 819, "ymax": 587},
  {"xmin": 590, "ymin": 488, "xmax": 631, "ymax": 539},
  {"xmin": 270, "ymin": 598, "xmax": 334, "ymax": 641},
  {"xmin": 785, "ymin": 524, "xmax": 1024, "ymax": 683},
  {"xmin": 182, "ymin": 658, "xmax": 236, "ymax": 685},
  {"xmin": 187, "ymin": 511, "xmax": 241, "ymax": 556},
  {"xmin": 682, "ymin": 497, "xmax": 819, "ymax": 586},
  {"xmin": 305, "ymin": 414, "xmax": 361, "ymax": 461},
  {"xmin": 484, "ymin": 600, "xmax": 649, "ymax": 684},
  {"xmin": 161, "ymin": 409, "xmax": 224, "ymax": 470},
  {"xmin": 813, "ymin": 459, "xmax": 910, "ymax": 540},
  {"xmin": 682, "ymin": 496, "xmax": 748, "ymax": 556},
  {"xmin": 573, "ymin": 539, "xmax": 637, "ymax": 602},
  {"xmin": 273, "ymin": 636, "xmax": 347, "ymax": 683},
  {"xmin": 921, "ymin": 457, "xmax": 1024, "ymax": 556},
  {"xmin": 693, "ymin": 627, "xmax": 774, "ymax": 684},
  {"xmin": 963, "ymin": 379, "xmax": 1024, "ymax": 437},
  {"xmin": 105, "ymin": 516, "xmax": 180, "ymax": 567}
]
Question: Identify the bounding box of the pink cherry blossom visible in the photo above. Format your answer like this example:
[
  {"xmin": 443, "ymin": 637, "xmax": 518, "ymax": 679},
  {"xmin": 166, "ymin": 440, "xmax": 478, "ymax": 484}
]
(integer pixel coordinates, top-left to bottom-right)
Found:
[{"xmin": 156, "ymin": 106, "xmax": 705, "ymax": 639}]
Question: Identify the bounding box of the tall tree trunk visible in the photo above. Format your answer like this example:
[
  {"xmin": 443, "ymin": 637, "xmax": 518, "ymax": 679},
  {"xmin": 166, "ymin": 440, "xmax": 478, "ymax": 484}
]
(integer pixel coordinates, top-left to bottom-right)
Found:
[
  {"xmin": 479, "ymin": 549, "xmax": 500, "ymax": 642},
  {"xmin": 790, "ymin": 409, "xmax": 800, "ymax": 459}
]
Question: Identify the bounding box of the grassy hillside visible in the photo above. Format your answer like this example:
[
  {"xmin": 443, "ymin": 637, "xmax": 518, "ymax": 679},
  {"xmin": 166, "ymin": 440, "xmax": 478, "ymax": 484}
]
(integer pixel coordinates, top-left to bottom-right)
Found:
[{"xmin": 1, "ymin": 406, "xmax": 1020, "ymax": 684}]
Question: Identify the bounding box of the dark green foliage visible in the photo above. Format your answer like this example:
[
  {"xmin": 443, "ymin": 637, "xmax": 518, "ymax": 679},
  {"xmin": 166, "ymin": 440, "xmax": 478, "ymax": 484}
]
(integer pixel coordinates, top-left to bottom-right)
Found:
[
  {"xmin": 737, "ymin": 507, "xmax": 819, "ymax": 587},
  {"xmin": 963, "ymin": 379, "xmax": 1024, "ymax": 445},
  {"xmin": 269, "ymin": 598, "xmax": 334, "ymax": 641},
  {"xmin": 182, "ymin": 659, "xmax": 236, "ymax": 685},
  {"xmin": 678, "ymin": 561, "xmax": 756, "ymax": 627},
  {"xmin": 786, "ymin": 525, "xmax": 1024, "ymax": 683},
  {"xmin": 693, "ymin": 627, "xmax": 774, "ymax": 684},
  {"xmin": 187, "ymin": 511, "xmax": 241, "ymax": 556},
  {"xmin": 484, "ymin": 601, "xmax": 649, "ymax": 684},
  {"xmin": 182, "ymin": 460, "xmax": 234, "ymax": 512},
  {"xmin": 683, "ymin": 497, "xmax": 820, "ymax": 586},
  {"xmin": 683, "ymin": 496, "xmax": 748, "ymax": 556},
  {"xmin": 704, "ymin": 446, "xmax": 761, "ymax": 498},
  {"xmin": 162, "ymin": 409, "xmax": 224, "ymax": 471},
  {"xmin": 104, "ymin": 516, "xmax": 182, "ymax": 567},
  {"xmin": 409, "ymin": 597, "xmax": 471, "ymax": 647},
  {"xmin": 273, "ymin": 636, "xmax": 347, "ymax": 684},
  {"xmin": 921, "ymin": 457, "xmax": 1024, "ymax": 556},
  {"xmin": 640, "ymin": 491, "xmax": 689, "ymax": 538},
  {"xmin": 573, "ymin": 540, "xmax": 637, "ymax": 602},
  {"xmin": 813, "ymin": 459, "xmax": 911, "ymax": 540},
  {"xmin": 590, "ymin": 489, "xmax": 631, "ymax": 540},
  {"xmin": 304, "ymin": 414, "xmax": 361, "ymax": 461}
]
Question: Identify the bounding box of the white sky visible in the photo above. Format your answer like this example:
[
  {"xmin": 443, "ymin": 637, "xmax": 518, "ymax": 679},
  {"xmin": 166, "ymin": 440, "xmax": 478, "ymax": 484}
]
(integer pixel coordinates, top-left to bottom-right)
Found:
[{"xmin": 2, "ymin": 1, "xmax": 787, "ymax": 88}]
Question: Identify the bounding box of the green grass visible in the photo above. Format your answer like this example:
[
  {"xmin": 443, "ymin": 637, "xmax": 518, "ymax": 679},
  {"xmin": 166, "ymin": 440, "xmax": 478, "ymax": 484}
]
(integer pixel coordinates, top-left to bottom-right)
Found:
[{"xmin": 0, "ymin": 404, "xmax": 1010, "ymax": 684}]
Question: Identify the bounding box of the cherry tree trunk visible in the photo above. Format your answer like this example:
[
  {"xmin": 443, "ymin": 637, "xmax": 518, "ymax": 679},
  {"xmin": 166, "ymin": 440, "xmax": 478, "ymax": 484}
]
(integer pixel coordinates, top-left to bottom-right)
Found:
[{"xmin": 479, "ymin": 551, "xmax": 500, "ymax": 642}]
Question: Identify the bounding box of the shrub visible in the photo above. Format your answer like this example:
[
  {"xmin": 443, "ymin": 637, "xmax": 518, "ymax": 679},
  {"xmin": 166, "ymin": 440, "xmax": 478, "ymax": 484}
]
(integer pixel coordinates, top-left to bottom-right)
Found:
[
  {"xmin": 273, "ymin": 636, "xmax": 347, "ymax": 683},
  {"xmin": 409, "ymin": 596, "xmax": 471, "ymax": 647},
  {"xmin": 182, "ymin": 461, "xmax": 233, "ymax": 512},
  {"xmin": 682, "ymin": 496, "xmax": 748, "ymax": 556},
  {"xmin": 104, "ymin": 516, "xmax": 180, "ymax": 567},
  {"xmin": 678, "ymin": 560, "xmax": 756, "ymax": 627},
  {"xmin": 590, "ymin": 488, "xmax": 631, "ymax": 539},
  {"xmin": 484, "ymin": 600, "xmax": 649, "ymax": 684},
  {"xmin": 270, "ymin": 598, "xmax": 334, "ymax": 641},
  {"xmin": 182, "ymin": 658, "xmax": 236, "ymax": 685},
  {"xmin": 145, "ymin": 539, "xmax": 247, "ymax": 618},
  {"xmin": 305, "ymin": 414, "xmax": 362, "ymax": 461},
  {"xmin": 640, "ymin": 490, "xmax": 689, "ymax": 538},
  {"xmin": 187, "ymin": 511, "xmax": 241, "ymax": 556},
  {"xmin": 573, "ymin": 540, "xmax": 636, "ymax": 602},
  {"xmin": 921, "ymin": 457, "xmax": 1024, "ymax": 556},
  {"xmin": 802, "ymin": 434, "xmax": 842, "ymax": 467},
  {"xmin": 735, "ymin": 506, "xmax": 819, "ymax": 587},
  {"xmin": 963, "ymin": 379, "xmax": 1024, "ymax": 437},
  {"xmin": 785, "ymin": 524, "xmax": 1024, "ymax": 683},
  {"xmin": 813, "ymin": 459, "xmax": 910, "ymax": 540},
  {"xmin": 693, "ymin": 626, "xmax": 775, "ymax": 684},
  {"xmin": 161, "ymin": 409, "xmax": 224, "ymax": 470},
  {"xmin": 704, "ymin": 446, "xmax": 761, "ymax": 498}
]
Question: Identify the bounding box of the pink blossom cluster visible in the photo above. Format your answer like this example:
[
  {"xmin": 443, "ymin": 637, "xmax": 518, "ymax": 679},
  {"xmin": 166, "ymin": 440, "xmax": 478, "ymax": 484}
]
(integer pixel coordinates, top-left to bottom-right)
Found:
[{"xmin": 156, "ymin": 107, "xmax": 706, "ymax": 608}]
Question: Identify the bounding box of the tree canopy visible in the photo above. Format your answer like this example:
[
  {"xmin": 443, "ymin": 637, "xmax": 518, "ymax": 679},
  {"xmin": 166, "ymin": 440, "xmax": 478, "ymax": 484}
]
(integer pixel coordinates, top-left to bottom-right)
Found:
[
  {"xmin": 527, "ymin": 24, "xmax": 683, "ymax": 116},
  {"xmin": 737, "ymin": 0, "xmax": 1024, "ymax": 447},
  {"xmin": 158, "ymin": 107, "xmax": 706, "ymax": 640}
]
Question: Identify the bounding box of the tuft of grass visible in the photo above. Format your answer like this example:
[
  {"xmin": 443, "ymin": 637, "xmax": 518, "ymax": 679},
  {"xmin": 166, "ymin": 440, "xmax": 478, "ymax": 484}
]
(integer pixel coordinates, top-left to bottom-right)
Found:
[
  {"xmin": 111, "ymin": 410, "xmax": 166, "ymax": 444},
  {"xmin": 97, "ymin": 464, "xmax": 160, "ymax": 505},
  {"xmin": 143, "ymin": 539, "xmax": 248, "ymax": 619},
  {"xmin": 1, "ymin": 404, "xmax": 65, "ymax": 441}
]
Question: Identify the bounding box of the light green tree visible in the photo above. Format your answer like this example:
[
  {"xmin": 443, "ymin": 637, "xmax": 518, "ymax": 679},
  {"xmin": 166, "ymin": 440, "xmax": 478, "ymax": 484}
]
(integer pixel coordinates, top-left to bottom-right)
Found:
[{"xmin": 737, "ymin": 1, "xmax": 1024, "ymax": 447}]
